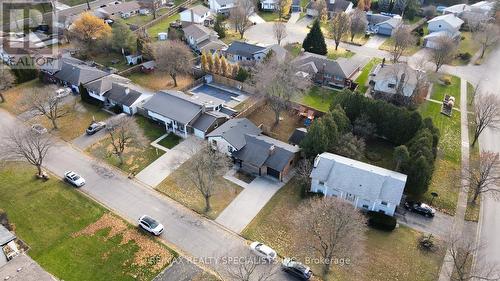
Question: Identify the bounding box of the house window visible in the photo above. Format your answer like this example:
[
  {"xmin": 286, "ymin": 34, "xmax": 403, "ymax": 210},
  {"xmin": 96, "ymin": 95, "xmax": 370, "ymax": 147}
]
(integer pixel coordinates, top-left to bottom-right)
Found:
[
  {"xmin": 388, "ymin": 83, "xmax": 396, "ymax": 88},
  {"xmin": 228, "ymin": 146, "xmax": 233, "ymax": 152},
  {"xmin": 362, "ymin": 204, "xmax": 369, "ymax": 209},
  {"xmin": 346, "ymin": 193, "xmax": 356, "ymax": 202},
  {"xmin": 381, "ymin": 201, "xmax": 388, "ymax": 206},
  {"xmin": 324, "ymin": 73, "xmax": 332, "ymax": 79},
  {"xmin": 212, "ymin": 139, "xmax": 217, "ymax": 146},
  {"xmin": 319, "ymin": 181, "xmax": 325, "ymax": 185}
]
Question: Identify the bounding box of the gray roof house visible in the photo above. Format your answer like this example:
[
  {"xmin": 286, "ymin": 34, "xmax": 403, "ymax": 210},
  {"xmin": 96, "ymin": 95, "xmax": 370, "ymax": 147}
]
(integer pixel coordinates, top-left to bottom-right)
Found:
[
  {"xmin": 48, "ymin": 58, "xmax": 109, "ymax": 92},
  {"xmin": 288, "ymin": 128, "xmax": 307, "ymax": 146},
  {"xmin": 103, "ymin": 82, "xmax": 153, "ymax": 115},
  {"xmin": 208, "ymin": 0, "xmax": 237, "ymax": 14},
  {"xmin": 224, "ymin": 41, "xmax": 270, "ymax": 63},
  {"xmin": 310, "ymin": 152, "xmax": 407, "ymax": 216},
  {"xmin": 84, "ymin": 74, "xmax": 131, "ymax": 102},
  {"xmin": 182, "ymin": 24, "xmax": 226, "ymax": 54},
  {"xmin": 293, "ymin": 52, "xmax": 367, "ymax": 88},
  {"xmin": 366, "ymin": 12, "xmax": 402, "ymax": 36},
  {"xmin": 233, "ymin": 134, "xmax": 300, "ymax": 181},
  {"xmin": 0, "ymin": 225, "xmax": 15, "ymax": 246},
  {"xmin": 207, "ymin": 118, "xmax": 262, "ymax": 153},
  {"xmin": 369, "ymin": 63, "xmax": 422, "ymax": 105},
  {"xmin": 143, "ymin": 90, "xmax": 229, "ymax": 138},
  {"xmin": 306, "ymin": 0, "xmax": 353, "ymax": 18},
  {"xmin": 0, "ymin": 254, "xmax": 58, "ymax": 281}
]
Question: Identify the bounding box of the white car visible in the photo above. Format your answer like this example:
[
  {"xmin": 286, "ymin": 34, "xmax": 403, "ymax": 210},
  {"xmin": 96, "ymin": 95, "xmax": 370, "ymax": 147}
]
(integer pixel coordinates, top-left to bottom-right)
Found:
[
  {"xmin": 249, "ymin": 242, "xmax": 277, "ymax": 262},
  {"xmin": 64, "ymin": 171, "xmax": 86, "ymax": 187},
  {"xmin": 55, "ymin": 88, "xmax": 71, "ymax": 99},
  {"xmin": 138, "ymin": 215, "xmax": 164, "ymax": 236},
  {"xmin": 31, "ymin": 124, "xmax": 47, "ymax": 134}
]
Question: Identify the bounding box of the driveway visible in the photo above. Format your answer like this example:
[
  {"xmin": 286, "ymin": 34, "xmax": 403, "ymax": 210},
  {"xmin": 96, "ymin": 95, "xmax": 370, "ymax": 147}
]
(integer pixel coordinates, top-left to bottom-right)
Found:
[
  {"xmin": 216, "ymin": 172, "xmax": 289, "ymax": 233},
  {"xmin": 364, "ymin": 35, "xmax": 388, "ymax": 49},
  {"xmin": 249, "ymin": 12, "xmax": 266, "ymax": 24},
  {"xmin": 135, "ymin": 136, "xmax": 203, "ymax": 187},
  {"xmin": 72, "ymin": 113, "xmax": 125, "ymax": 150},
  {"xmin": 0, "ymin": 109, "xmax": 293, "ymax": 280}
]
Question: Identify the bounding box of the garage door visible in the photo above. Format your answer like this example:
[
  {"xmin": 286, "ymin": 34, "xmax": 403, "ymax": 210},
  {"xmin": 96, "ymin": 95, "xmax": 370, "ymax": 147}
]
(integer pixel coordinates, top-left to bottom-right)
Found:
[{"xmin": 267, "ymin": 168, "xmax": 280, "ymax": 179}]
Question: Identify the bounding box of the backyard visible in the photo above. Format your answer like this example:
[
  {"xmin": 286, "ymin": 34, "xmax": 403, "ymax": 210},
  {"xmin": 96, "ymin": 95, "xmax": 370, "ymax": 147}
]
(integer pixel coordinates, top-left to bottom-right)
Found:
[
  {"xmin": 86, "ymin": 116, "xmax": 167, "ymax": 174},
  {"xmin": 127, "ymin": 72, "xmax": 195, "ymax": 91},
  {"xmin": 295, "ymin": 86, "xmax": 338, "ymax": 112},
  {"xmin": 429, "ymin": 74, "xmax": 461, "ymax": 104},
  {"xmin": 147, "ymin": 14, "xmax": 181, "ymax": 39},
  {"xmin": 242, "ymin": 178, "xmax": 446, "ymax": 281},
  {"xmin": 247, "ymin": 103, "xmax": 304, "ymax": 142},
  {"xmin": 0, "ymin": 162, "xmax": 175, "ymax": 281},
  {"xmin": 155, "ymin": 152, "xmax": 242, "ymax": 219},
  {"xmin": 355, "ymin": 58, "xmax": 382, "ymax": 94}
]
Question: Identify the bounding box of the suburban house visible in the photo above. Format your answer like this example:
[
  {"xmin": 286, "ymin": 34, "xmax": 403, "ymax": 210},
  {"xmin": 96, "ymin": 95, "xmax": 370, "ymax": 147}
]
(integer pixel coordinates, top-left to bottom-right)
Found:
[
  {"xmin": 84, "ymin": 74, "xmax": 131, "ymax": 102},
  {"xmin": 260, "ymin": 0, "xmax": 278, "ymax": 11},
  {"xmin": 104, "ymin": 82, "xmax": 153, "ymax": 115},
  {"xmin": 291, "ymin": 0, "xmax": 301, "ymax": 12},
  {"xmin": 443, "ymin": 1, "xmax": 494, "ymax": 17},
  {"xmin": 292, "ymin": 52, "xmax": 366, "ymax": 88},
  {"xmin": 207, "ymin": 118, "xmax": 262, "ymax": 155},
  {"xmin": 180, "ymin": 5, "xmax": 213, "ymax": 25},
  {"xmin": 369, "ymin": 63, "xmax": 423, "ymax": 105},
  {"xmin": 310, "ymin": 152, "xmax": 407, "ymax": 216},
  {"xmin": 233, "ymin": 134, "xmax": 300, "ymax": 181},
  {"xmin": 94, "ymin": 1, "xmax": 143, "ymax": 19},
  {"xmin": 443, "ymin": 3, "xmax": 470, "ymax": 16},
  {"xmin": 366, "ymin": 12, "xmax": 402, "ymax": 36},
  {"xmin": 208, "ymin": 0, "xmax": 236, "ymax": 14},
  {"xmin": 224, "ymin": 41, "xmax": 270, "ymax": 63},
  {"xmin": 40, "ymin": 56, "xmax": 109, "ymax": 93},
  {"xmin": 427, "ymin": 14, "xmax": 464, "ymax": 36},
  {"xmin": 182, "ymin": 24, "xmax": 227, "ymax": 54},
  {"xmin": 137, "ymin": 0, "xmax": 166, "ymax": 12},
  {"xmin": 306, "ymin": 0, "xmax": 353, "ymax": 18},
  {"xmin": 143, "ymin": 90, "xmax": 229, "ymax": 138}
]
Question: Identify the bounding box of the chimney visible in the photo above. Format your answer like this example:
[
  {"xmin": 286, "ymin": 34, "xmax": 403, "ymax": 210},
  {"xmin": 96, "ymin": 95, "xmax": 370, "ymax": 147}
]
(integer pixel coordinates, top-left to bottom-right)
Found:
[
  {"xmin": 269, "ymin": 145, "xmax": 276, "ymax": 155},
  {"xmin": 125, "ymin": 87, "xmax": 130, "ymax": 95}
]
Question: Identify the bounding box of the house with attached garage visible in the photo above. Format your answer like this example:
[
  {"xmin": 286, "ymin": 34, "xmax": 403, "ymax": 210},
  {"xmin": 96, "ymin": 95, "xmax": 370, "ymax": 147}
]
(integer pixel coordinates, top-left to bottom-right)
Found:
[
  {"xmin": 424, "ymin": 14, "xmax": 463, "ymax": 48},
  {"xmin": 310, "ymin": 152, "xmax": 407, "ymax": 216},
  {"xmin": 292, "ymin": 51, "xmax": 366, "ymax": 89},
  {"xmin": 207, "ymin": 118, "xmax": 262, "ymax": 155},
  {"xmin": 366, "ymin": 12, "xmax": 402, "ymax": 36},
  {"xmin": 182, "ymin": 24, "xmax": 227, "ymax": 54},
  {"xmin": 84, "ymin": 74, "xmax": 131, "ymax": 102},
  {"xmin": 224, "ymin": 41, "xmax": 270, "ymax": 63},
  {"xmin": 180, "ymin": 5, "xmax": 213, "ymax": 25},
  {"xmin": 306, "ymin": 0, "xmax": 353, "ymax": 18},
  {"xmin": 143, "ymin": 90, "xmax": 229, "ymax": 138}
]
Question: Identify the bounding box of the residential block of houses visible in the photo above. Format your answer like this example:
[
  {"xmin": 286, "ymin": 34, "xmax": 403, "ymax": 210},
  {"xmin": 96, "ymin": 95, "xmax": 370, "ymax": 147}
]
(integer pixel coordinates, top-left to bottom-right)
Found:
[{"xmin": 310, "ymin": 152, "xmax": 407, "ymax": 216}]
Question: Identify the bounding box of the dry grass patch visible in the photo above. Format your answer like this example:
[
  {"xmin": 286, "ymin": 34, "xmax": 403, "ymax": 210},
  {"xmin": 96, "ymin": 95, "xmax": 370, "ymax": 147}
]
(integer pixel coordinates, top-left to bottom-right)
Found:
[
  {"xmin": 127, "ymin": 72, "xmax": 195, "ymax": 91},
  {"xmin": 246, "ymin": 103, "xmax": 303, "ymax": 142},
  {"xmin": 156, "ymin": 152, "xmax": 242, "ymax": 220},
  {"xmin": 0, "ymin": 79, "xmax": 39, "ymax": 114}
]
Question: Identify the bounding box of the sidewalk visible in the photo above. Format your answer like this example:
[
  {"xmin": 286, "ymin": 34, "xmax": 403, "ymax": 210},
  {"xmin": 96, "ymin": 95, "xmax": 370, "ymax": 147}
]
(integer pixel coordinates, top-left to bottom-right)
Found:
[{"xmin": 438, "ymin": 78, "xmax": 471, "ymax": 281}]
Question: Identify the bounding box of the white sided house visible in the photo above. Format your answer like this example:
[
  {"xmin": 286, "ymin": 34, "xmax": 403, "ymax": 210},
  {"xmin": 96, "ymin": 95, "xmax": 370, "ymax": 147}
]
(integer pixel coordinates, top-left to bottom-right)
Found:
[
  {"xmin": 180, "ymin": 5, "xmax": 212, "ymax": 24},
  {"xmin": 310, "ymin": 152, "xmax": 407, "ymax": 216},
  {"xmin": 207, "ymin": 118, "xmax": 262, "ymax": 155},
  {"xmin": 427, "ymin": 14, "xmax": 464, "ymax": 36},
  {"xmin": 208, "ymin": 0, "xmax": 236, "ymax": 14}
]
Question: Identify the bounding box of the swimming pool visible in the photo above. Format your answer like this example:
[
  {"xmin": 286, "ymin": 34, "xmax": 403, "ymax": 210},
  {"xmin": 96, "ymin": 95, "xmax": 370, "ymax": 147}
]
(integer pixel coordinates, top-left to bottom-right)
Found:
[{"xmin": 190, "ymin": 84, "xmax": 240, "ymax": 102}]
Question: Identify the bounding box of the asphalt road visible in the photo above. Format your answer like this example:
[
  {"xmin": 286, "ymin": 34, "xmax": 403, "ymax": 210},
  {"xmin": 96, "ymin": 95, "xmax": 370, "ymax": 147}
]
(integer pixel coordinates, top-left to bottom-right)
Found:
[{"xmin": 0, "ymin": 109, "xmax": 292, "ymax": 280}]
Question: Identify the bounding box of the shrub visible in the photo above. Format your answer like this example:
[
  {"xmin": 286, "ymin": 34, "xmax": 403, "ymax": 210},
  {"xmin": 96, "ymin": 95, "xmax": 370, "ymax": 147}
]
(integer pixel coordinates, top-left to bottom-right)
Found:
[
  {"xmin": 458, "ymin": 52, "xmax": 471, "ymax": 61},
  {"xmin": 365, "ymin": 151, "xmax": 382, "ymax": 162},
  {"xmin": 419, "ymin": 233, "xmax": 437, "ymax": 252},
  {"xmin": 367, "ymin": 211, "xmax": 397, "ymax": 231},
  {"xmin": 235, "ymin": 67, "xmax": 249, "ymax": 82},
  {"xmin": 439, "ymin": 75, "xmax": 452, "ymax": 85}
]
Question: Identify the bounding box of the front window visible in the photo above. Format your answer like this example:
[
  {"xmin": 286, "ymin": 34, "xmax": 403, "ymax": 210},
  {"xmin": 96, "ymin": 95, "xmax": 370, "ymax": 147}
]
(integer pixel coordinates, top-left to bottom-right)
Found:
[
  {"xmin": 381, "ymin": 201, "xmax": 388, "ymax": 206},
  {"xmin": 319, "ymin": 181, "xmax": 325, "ymax": 185}
]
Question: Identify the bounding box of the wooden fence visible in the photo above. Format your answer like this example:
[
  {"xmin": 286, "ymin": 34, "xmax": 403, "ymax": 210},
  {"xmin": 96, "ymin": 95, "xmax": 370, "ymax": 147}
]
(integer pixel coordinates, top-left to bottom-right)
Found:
[
  {"xmin": 211, "ymin": 73, "xmax": 259, "ymax": 96},
  {"xmin": 134, "ymin": 0, "xmax": 199, "ymax": 33}
]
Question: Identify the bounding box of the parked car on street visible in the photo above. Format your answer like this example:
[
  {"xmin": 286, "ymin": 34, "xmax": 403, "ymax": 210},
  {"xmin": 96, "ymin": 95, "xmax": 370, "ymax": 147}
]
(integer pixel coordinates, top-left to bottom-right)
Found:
[
  {"xmin": 31, "ymin": 124, "xmax": 47, "ymax": 134},
  {"xmin": 86, "ymin": 121, "xmax": 106, "ymax": 135},
  {"xmin": 249, "ymin": 242, "xmax": 277, "ymax": 262},
  {"xmin": 404, "ymin": 201, "xmax": 436, "ymax": 217},
  {"xmin": 282, "ymin": 257, "xmax": 312, "ymax": 280},
  {"xmin": 138, "ymin": 215, "xmax": 164, "ymax": 236},
  {"xmin": 64, "ymin": 171, "xmax": 86, "ymax": 187}
]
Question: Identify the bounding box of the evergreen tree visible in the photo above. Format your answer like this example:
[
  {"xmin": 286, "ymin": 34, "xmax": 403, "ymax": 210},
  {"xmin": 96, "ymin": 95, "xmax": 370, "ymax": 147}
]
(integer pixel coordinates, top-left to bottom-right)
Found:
[
  {"xmin": 300, "ymin": 120, "xmax": 329, "ymax": 158},
  {"xmin": 302, "ymin": 19, "xmax": 327, "ymax": 55},
  {"xmin": 393, "ymin": 145, "xmax": 409, "ymax": 171},
  {"xmin": 404, "ymin": 155, "xmax": 432, "ymax": 195},
  {"xmin": 235, "ymin": 67, "xmax": 249, "ymax": 82},
  {"xmin": 213, "ymin": 14, "xmax": 226, "ymax": 39},
  {"xmin": 111, "ymin": 19, "xmax": 136, "ymax": 54}
]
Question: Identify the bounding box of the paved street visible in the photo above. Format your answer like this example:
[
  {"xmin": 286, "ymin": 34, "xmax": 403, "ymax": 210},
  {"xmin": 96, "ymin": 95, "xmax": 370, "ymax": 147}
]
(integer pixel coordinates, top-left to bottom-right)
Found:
[{"xmin": 0, "ymin": 109, "xmax": 291, "ymax": 280}]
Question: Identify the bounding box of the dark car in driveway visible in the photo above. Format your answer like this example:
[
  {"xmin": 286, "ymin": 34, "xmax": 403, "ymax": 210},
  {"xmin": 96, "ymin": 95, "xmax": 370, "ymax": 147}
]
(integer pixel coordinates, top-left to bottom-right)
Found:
[
  {"xmin": 281, "ymin": 258, "xmax": 312, "ymax": 280},
  {"xmin": 86, "ymin": 121, "xmax": 106, "ymax": 135},
  {"xmin": 404, "ymin": 201, "xmax": 436, "ymax": 217}
]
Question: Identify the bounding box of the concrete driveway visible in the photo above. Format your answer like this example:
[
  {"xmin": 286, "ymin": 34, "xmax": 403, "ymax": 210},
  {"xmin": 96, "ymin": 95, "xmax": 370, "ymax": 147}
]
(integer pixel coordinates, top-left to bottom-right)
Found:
[
  {"xmin": 72, "ymin": 113, "xmax": 125, "ymax": 150},
  {"xmin": 364, "ymin": 35, "xmax": 388, "ymax": 49},
  {"xmin": 135, "ymin": 136, "xmax": 203, "ymax": 188},
  {"xmin": 216, "ymin": 172, "xmax": 289, "ymax": 233}
]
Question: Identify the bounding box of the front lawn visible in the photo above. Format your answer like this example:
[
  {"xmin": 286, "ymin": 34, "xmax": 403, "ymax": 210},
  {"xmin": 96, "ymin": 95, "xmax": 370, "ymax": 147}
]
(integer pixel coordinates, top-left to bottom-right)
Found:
[
  {"xmin": 0, "ymin": 163, "xmax": 175, "ymax": 281},
  {"xmin": 221, "ymin": 28, "xmax": 245, "ymax": 45},
  {"xmin": 147, "ymin": 13, "xmax": 181, "ymax": 39},
  {"xmin": 156, "ymin": 152, "xmax": 242, "ymax": 219},
  {"xmin": 158, "ymin": 133, "xmax": 181, "ymax": 149},
  {"xmin": 430, "ymin": 74, "xmax": 461, "ymax": 104},
  {"xmin": 355, "ymin": 57, "xmax": 382, "ymax": 94},
  {"xmin": 58, "ymin": 0, "xmax": 89, "ymax": 6},
  {"xmin": 86, "ymin": 116, "xmax": 166, "ymax": 174},
  {"xmin": 418, "ymin": 101, "xmax": 461, "ymax": 215},
  {"xmin": 0, "ymin": 79, "xmax": 39, "ymax": 114},
  {"xmin": 242, "ymin": 178, "xmax": 446, "ymax": 281},
  {"xmin": 257, "ymin": 11, "xmax": 281, "ymax": 22},
  {"xmin": 295, "ymin": 86, "xmax": 339, "ymax": 112},
  {"xmin": 465, "ymin": 84, "xmax": 480, "ymax": 222},
  {"xmin": 247, "ymin": 103, "xmax": 304, "ymax": 142},
  {"xmin": 326, "ymin": 47, "xmax": 355, "ymax": 60},
  {"xmin": 127, "ymin": 72, "xmax": 195, "ymax": 91},
  {"xmin": 452, "ymin": 32, "xmax": 480, "ymax": 66},
  {"xmin": 379, "ymin": 38, "xmax": 421, "ymax": 56}
]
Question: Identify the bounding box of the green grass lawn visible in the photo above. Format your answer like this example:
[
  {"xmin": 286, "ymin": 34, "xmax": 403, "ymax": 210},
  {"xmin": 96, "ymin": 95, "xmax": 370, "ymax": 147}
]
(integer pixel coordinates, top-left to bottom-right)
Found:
[
  {"xmin": 88, "ymin": 51, "xmax": 131, "ymax": 71},
  {"xmin": 452, "ymin": 32, "xmax": 480, "ymax": 66},
  {"xmin": 379, "ymin": 38, "xmax": 421, "ymax": 56},
  {"xmin": 465, "ymin": 83, "xmax": 480, "ymax": 222},
  {"xmin": 123, "ymin": 14, "xmax": 156, "ymax": 27},
  {"xmin": 285, "ymin": 42, "xmax": 302, "ymax": 58},
  {"xmin": 156, "ymin": 152, "xmax": 242, "ymax": 219},
  {"xmin": 430, "ymin": 75, "xmax": 461, "ymax": 104},
  {"xmin": 147, "ymin": 13, "xmax": 180, "ymax": 39},
  {"xmin": 221, "ymin": 28, "xmax": 245, "ymax": 45},
  {"xmin": 257, "ymin": 11, "xmax": 282, "ymax": 22},
  {"xmin": 157, "ymin": 133, "xmax": 181, "ymax": 149},
  {"xmin": 243, "ymin": 178, "xmax": 446, "ymax": 281},
  {"xmin": 418, "ymin": 101, "xmax": 461, "ymax": 215},
  {"xmin": 87, "ymin": 116, "xmax": 166, "ymax": 174},
  {"xmin": 58, "ymin": 0, "xmax": 89, "ymax": 6},
  {"xmin": 363, "ymin": 138, "xmax": 396, "ymax": 170},
  {"xmin": 326, "ymin": 47, "xmax": 355, "ymax": 60},
  {"xmin": 355, "ymin": 57, "xmax": 382, "ymax": 94},
  {"xmin": 0, "ymin": 163, "xmax": 175, "ymax": 281},
  {"xmin": 295, "ymin": 86, "xmax": 339, "ymax": 112}
]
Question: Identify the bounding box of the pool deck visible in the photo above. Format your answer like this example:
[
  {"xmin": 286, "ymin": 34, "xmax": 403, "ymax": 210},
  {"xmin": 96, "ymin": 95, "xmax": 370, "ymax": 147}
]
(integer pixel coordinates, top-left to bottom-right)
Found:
[{"xmin": 189, "ymin": 83, "xmax": 249, "ymax": 109}]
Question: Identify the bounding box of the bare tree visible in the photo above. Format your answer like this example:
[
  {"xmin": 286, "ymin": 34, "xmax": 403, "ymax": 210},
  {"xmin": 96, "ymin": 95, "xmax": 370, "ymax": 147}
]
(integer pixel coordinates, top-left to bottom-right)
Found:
[
  {"xmin": 230, "ymin": 0, "xmax": 255, "ymax": 39},
  {"xmin": 475, "ymin": 23, "xmax": 500, "ymax": 59},
  {"xmin": 152, "ymin": 40, "xmax": 194, "ymax": 87},
  {"xmin": 0, "ymin": 67, "xmax": 15, "ymax": 103},
  {"xmin": 221, "ymin": 261, "xmax": 277, "ymax": 281},
  {"xmin": 184, "ymin": 144, "xmax": 231, "ymax": 213},
  {"xmin": 390, "ymin": 25, "xmax": 416, "ymax": 62},
  {"xmin": 106, "ymin": 117, "xmax": 146, "ymax": 166},
  {"xmin": 466, "ymin": 151, "xmax": 500, "ymax": 204},
  {"xmin": 273, "ymin": 21, "xmax": 287, "ymax": 45},
  {"xmin": 330, "ymin": 12, "xmax": 350, "ymax": 51},
  {"xmin": 448, "ymin": 235, "xmax": 500, "ymax": 281},
  {"xmin": 275, "ymin": 0, "xmax": 292, "ymax": 20},
  {"xmin": 296, "ymin": 158, "xmax": 313, "ymax": 188},
  {"xmin": 3, "ymin": 129, "xmax": 54, "ymax": 177},
  {"xmin": 471, "ymin": 93, "xmax": 500, "ymax": 147},
  {"xmin": 23, "ymin": 86, "xmax": 71, "ymax": 130},
  {"xmin": 349, "ymin": 9, "xmax": 368, "ymax": 43},
  {"xmin": 253, "ymin": 56, "xmax": 310, "ymax": 125},
  {"xmin": 430, "ymin": 35, "xmax": 457, "ymax": 72},
  {"xmin": 314, "ymin": 0, "xmax": 328, "ymax": 23},
  {"xmin": 293, "ymin": 197, "xmax": 366, "ymax": 278}
]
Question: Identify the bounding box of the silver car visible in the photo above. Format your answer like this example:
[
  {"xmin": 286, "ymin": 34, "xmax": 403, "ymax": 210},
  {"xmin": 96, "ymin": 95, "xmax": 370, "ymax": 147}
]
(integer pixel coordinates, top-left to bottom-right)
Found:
[
  {"xmin": 138, "ymin": 215, "xmax": 164, "ymax": 236},
  {"xmin": 64, "ymin": 171, "xmax": 86, "ymax": 187}
]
